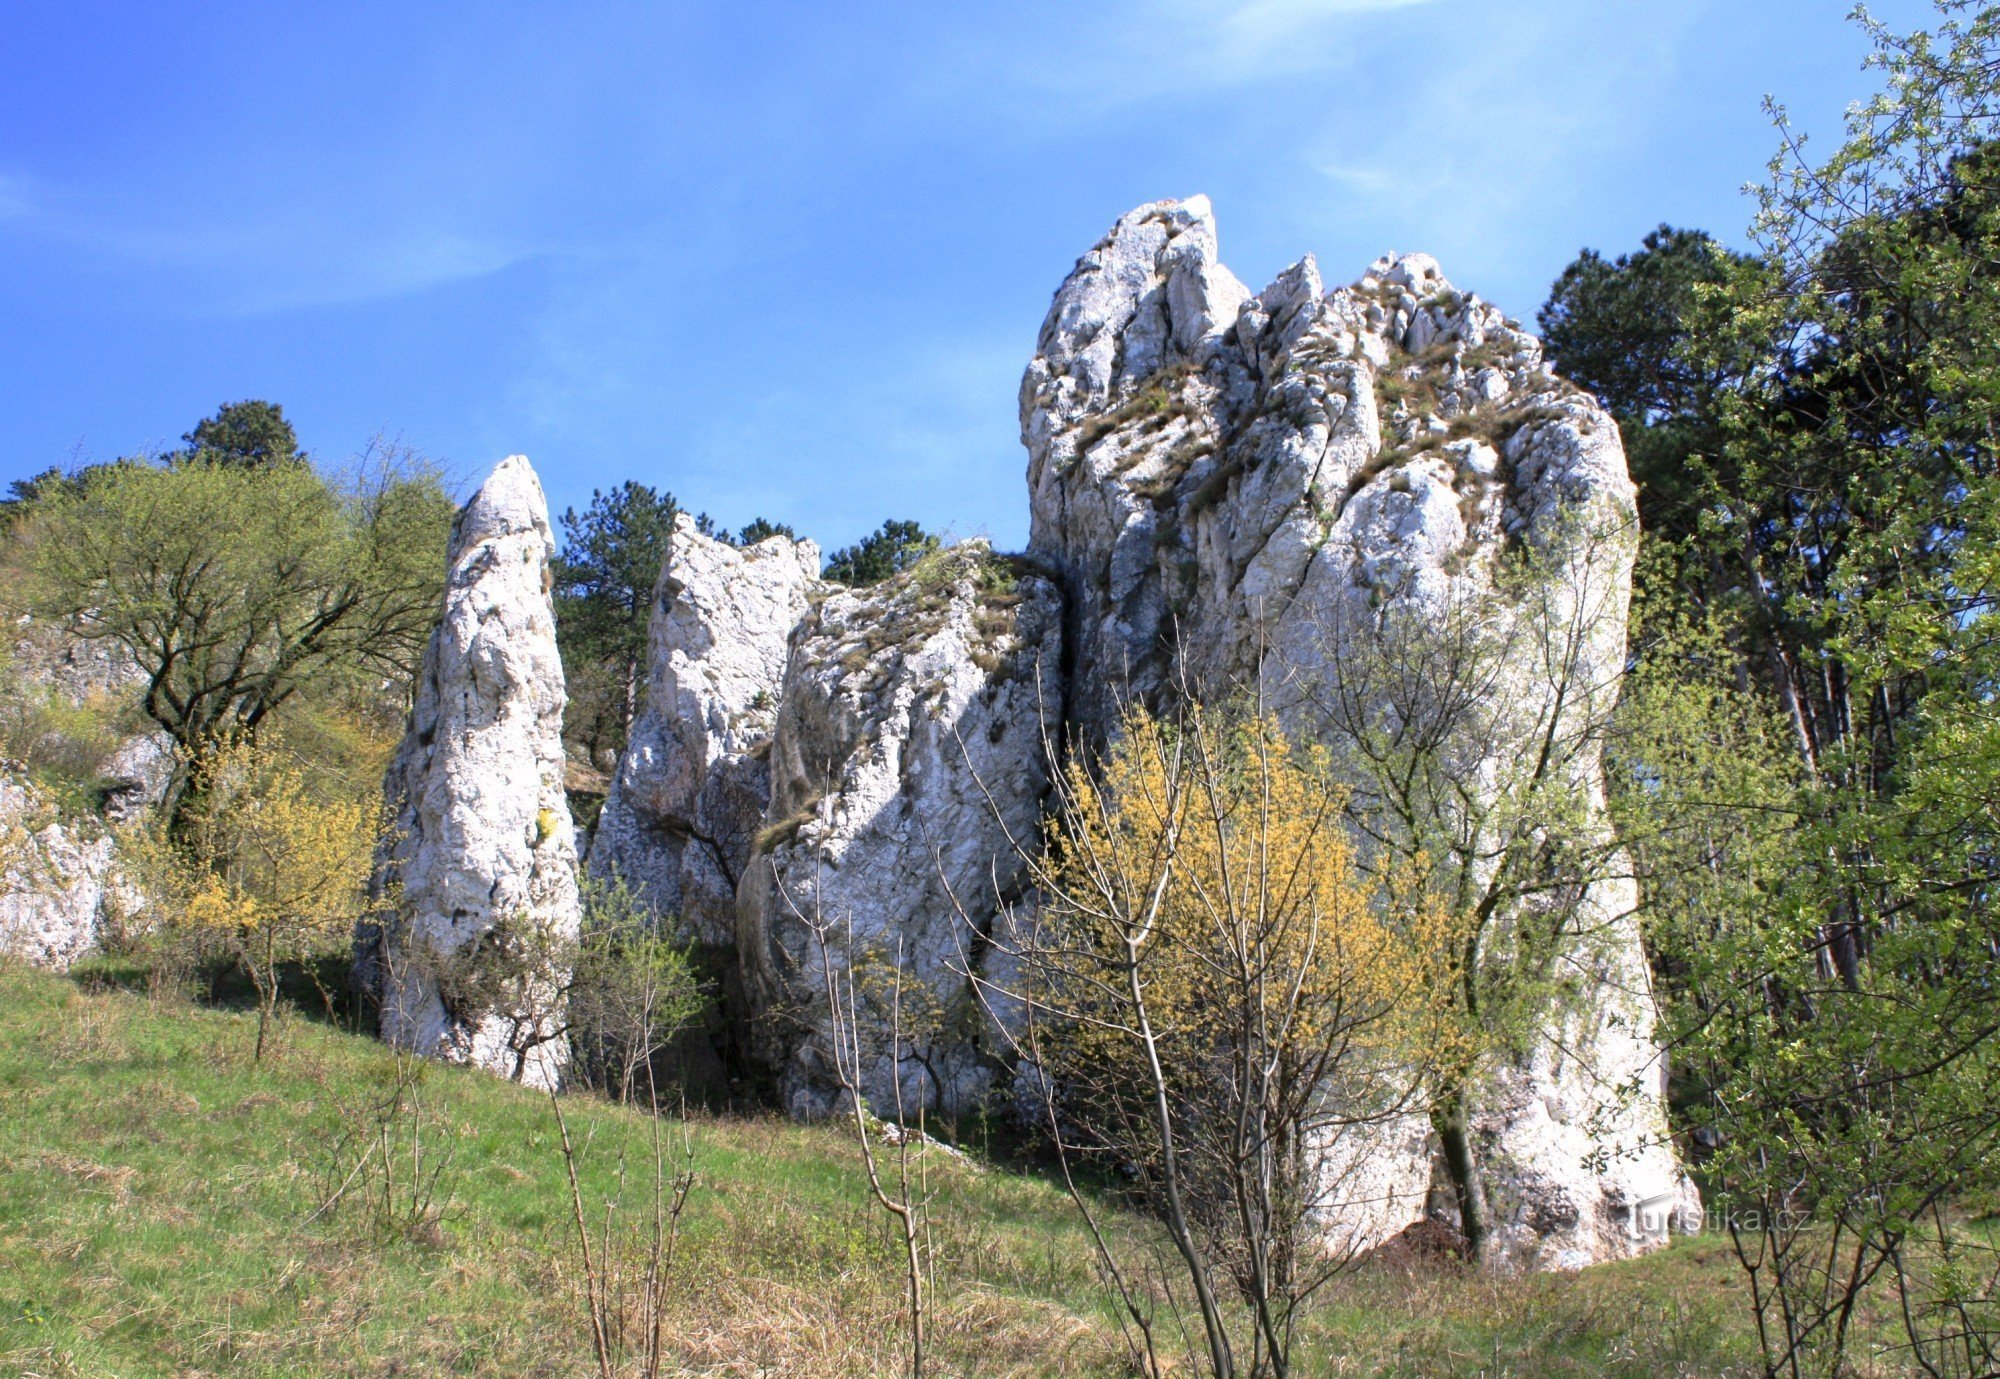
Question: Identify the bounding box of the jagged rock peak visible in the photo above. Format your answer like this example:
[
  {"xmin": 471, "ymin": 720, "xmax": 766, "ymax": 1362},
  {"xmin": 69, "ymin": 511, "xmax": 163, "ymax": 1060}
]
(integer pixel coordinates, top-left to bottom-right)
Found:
[
  {"xmin": 1020, "ymin": 198, "xmax": 1681, "ymax": 1273},
  {"xmin": 590, "ymin": 512, "xmax": 823, "ymax": 947},
  {"xmin": 363, "ymin": 454, "xmax": 581, "ymax": 1091},
  {"xmin": 1024, "ymin": 197, "xmax": 1633, "ymax": 734},
  {"xmin": 1027, "ymin": 195, "xmax": 1250, "ymax": 425}
]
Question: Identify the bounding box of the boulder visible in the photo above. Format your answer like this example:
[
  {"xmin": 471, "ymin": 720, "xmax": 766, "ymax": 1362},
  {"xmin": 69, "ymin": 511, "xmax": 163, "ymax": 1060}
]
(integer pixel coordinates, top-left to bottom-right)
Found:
[
  {"xmin": 737, "ymin": 543, "xmax": 1063, "ymax": 1119},
  {"xmin": 0, "ymin": 768, "xmax": 131, "ymax": 971},
  {"xmin": 361, "ymin": 456, "xmax": 582, "ymax": 1090}
]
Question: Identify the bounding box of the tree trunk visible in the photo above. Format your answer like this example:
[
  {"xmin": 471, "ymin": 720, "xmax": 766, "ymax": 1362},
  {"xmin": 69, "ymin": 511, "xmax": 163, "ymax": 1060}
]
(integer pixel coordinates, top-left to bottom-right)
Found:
[{"xmin": 1433, "ymin": 1087, "xmax": 1489, "ymax": 1260}]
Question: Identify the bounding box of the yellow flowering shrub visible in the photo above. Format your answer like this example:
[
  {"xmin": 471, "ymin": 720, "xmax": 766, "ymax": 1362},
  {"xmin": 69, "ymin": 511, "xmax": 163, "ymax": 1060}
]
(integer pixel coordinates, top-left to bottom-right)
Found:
[
  {"xmin": 1021, "ymin": 702, "xmax": 1472, "ymax": 1332},
  {"xmin": 144, "ymin": 735, "xmax": 385, "ymax": 1057}
]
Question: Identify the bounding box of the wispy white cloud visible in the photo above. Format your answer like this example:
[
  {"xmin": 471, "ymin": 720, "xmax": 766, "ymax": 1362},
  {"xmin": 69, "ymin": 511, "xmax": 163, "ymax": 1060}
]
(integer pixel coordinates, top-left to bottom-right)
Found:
[
  {"xmin": 0, "ymin": 179, "xmax": 533, "ymax": 314},
  {"xmin": 1010, "ymin": 0, "xmax": 1447, "ymax": 103}
]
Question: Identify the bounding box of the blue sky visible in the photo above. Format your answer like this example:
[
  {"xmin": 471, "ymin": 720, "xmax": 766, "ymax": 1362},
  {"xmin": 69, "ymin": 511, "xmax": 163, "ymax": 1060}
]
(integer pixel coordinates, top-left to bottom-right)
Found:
[{"xmin": 0, "ymin": 0, "xmax": 1932, "ymax": 553}]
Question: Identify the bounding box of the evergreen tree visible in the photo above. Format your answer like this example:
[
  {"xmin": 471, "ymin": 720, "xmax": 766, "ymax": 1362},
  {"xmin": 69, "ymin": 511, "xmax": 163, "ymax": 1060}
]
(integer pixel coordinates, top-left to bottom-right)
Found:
[
  {"xmin": 822, "ymin": 519, "xmax": 939, "ymax": 586},
  {"xmin": 734, "ymin": 517, "xmax": 795, "ymax": 546},
  {"xmin": 181, "ymin": 400, "xmax": 302, "ymax": 468},
  {"xmin": 1539, "ymin": 226, "xmax": 1750, "ymax": 545},
  {"xmin": 553, "ymin": 483, "xmax": 680, "ymax": 769}
]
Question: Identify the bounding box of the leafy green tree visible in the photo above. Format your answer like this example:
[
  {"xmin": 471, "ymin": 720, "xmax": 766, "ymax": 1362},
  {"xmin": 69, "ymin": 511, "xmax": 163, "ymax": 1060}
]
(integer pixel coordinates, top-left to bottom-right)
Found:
[
  {"xmin": 19, "ymin": 448, "xmax": 453, "ymax": 828},
  {"xmin": 553, "ymin": 483, "xmax": 680, "ymax": 770},
  {"xmin": 1603, "ymin": 5, "xmax": 2000, "ymax": 1372},
  {"xmin": 567, "ymin": 873, "xmax": 705, "ymax": 1103},
  {"xmin": 180, "ymin": 400, "xmax": 302, "ymax": 468},
  {"xmin": 821, "ymin": 519, "xmax": 939, "ymax": 586},
  {"xmin": 2, "ymin": 467, "xmax": 82, "ymax": 521}
]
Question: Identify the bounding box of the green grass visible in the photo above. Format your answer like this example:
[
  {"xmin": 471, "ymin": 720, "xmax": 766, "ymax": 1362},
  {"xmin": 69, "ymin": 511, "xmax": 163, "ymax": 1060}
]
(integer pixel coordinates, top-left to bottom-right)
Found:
[{"xmin": 0, "ymin": 962, "xmax": 1768, "ymax": 1377}]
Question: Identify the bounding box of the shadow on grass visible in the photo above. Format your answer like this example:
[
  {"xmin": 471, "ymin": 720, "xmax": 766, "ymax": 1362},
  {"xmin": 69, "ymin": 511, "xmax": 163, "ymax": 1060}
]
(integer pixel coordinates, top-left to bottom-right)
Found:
[{"xmin": 68, "ymin": 951, "xmax": 370, "ymax": 1033}]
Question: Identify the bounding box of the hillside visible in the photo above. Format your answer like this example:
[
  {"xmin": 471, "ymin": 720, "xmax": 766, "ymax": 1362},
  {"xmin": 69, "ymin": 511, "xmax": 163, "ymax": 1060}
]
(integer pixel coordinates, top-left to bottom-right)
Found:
[{"xmin": 0, "ymin": 962, "xmax": 1758, "ymax": 1378}]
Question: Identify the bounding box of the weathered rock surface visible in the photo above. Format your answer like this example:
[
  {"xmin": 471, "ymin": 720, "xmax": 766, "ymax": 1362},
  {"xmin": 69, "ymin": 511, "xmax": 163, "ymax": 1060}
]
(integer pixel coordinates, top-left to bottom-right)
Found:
[
  {"xmin": 9, "ymin": 613, "xmax": 147, "ymax": 704},
  {"xmin": 1022, "ymin": 196, "xmax": 1690, "ymax": 1269},
  {"xmin": 590, "ymin": 515, "xmax": 822, "ymax": 946},
  {"xmin": 1471, "ymin": 874, "xmax": 1703, "ymax": 1270},
  {"xmin": 362, "ymin": 456, "xmax": 582, "ymax": 1091},
  {"xmin": 737, "ymin": 543, "xmax": 1063, "ymax": 1119},
  {"xmin": 101, "ymin": 731, "xmax": 174, "ymax": 825},
  {"xmin": 0, "ymin": 767, "xmax": 132, "ymax": 970}
]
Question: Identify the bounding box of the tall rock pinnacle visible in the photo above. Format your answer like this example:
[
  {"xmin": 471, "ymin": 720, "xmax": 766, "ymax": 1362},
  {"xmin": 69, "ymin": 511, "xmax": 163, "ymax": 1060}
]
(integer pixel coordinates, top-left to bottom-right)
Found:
[
  {"xmin": 363, "ymin": 455, "xmax": 582, "ymax": 1090},
  {"xmin": 590, "ymin": 514, "xmax": 822, "ymax": 949}
]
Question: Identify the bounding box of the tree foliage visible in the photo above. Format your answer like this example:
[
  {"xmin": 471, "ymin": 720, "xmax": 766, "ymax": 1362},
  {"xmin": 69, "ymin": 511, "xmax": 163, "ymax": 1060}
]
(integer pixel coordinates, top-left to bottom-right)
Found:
[
  {"xmin": 16, "ymin": 444, "xmax": 453, "ymax": 826},
  {"xmin": 552, "ymin": 484, "xmax": 802, "ymax": 772},
  {"xmin": 822, "ymin": 519, "xmax": 939, "ymax": 587},
  {"xmin": 1581, "ymin": 5, "xmax": 2000, "ymax": 1372},
  {"xmin": 180, "ymin": 400, "xmax": 302, "ymax": 469},
  {"xmin": 733, "ymin": 517, "xmax": 795, "ymax": 546},
  {"xmin": 143, "ymin": 735, "xmax": 386, "ymax": 1058},
  {"xmin": 998, "ymin": 702, "xmax": 1463, "ymax": 1378},
  {"xmin": 1282, "ymin": 523, "xmax": 1639, "ymax": 1261},
  {"xmin": 567, "ymin": 874, "xmax": 705, "ymax": 1104},
  {"xmin": 553, "ymin": 483, "xmax": 680, "ymax": 770},
  {"xmin": 1, "ymin": 466, "xmax": 87, "ymax": 524},
  {"xmin": 1539, "ymin": 226, "xmax": 1751, "ymax": 544}
]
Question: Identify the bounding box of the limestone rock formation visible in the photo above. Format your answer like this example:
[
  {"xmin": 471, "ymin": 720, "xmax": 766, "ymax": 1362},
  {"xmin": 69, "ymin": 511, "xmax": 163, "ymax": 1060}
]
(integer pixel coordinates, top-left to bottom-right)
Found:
[
  {"xmin": 362, "ymin": 455, "xmax": 582, "ymax": 1091},
  {"xmin": 101, "ymin": 731, "xmax": 174, "ymax": 825},
  {"xmin": 1022, "ymin": 196, "xmax": 1691, "ymax": 1269},
  {"xmin": 0, "ymin": 767, "xmax": 132, "ymax": 970},
  {"xmin": 590, "ymin": 514, "xmax": 822, "ymax": 946},
  {"xmin": 737, "ymin": 543, "xmax": 1063, "ymax": 1119},
  {"xmin": 539, "ymin": 194, "xmax": 1694, "ymax": 1272}
]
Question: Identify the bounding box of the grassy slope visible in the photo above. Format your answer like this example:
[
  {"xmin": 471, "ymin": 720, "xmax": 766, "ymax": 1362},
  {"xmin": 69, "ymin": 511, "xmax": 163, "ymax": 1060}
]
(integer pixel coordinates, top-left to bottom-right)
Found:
[{"xmin": 0, "ymin": 964, "xmax": 1762, "ymax": 1378}]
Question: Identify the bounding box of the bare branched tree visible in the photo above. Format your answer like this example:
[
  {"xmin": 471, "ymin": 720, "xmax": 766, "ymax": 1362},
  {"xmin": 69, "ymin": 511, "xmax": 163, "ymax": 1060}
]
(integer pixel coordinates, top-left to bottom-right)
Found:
[
  {"xmin": 1281, "ymin": 518, "xmax": 1648, "ymax": 1258},
  {"xmin": 792, "ymin": 877, "xmax": 941, "ymax": 1379}
]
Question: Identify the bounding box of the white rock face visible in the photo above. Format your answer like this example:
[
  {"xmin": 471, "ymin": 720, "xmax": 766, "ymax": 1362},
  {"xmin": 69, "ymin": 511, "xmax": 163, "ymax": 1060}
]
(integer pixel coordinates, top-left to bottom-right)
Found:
[
  {"xmin": 590, "ymin": 515, "xmax": 822, "ymax": 945},
  {"xmin": 101, "ymin": 731, "xmax": 174, "ymax": 826},
  {"xmin": 363, "ymin": 456, "xmax": 582, "ymax": 1090},
  {"xmin": 0, "ymin": 769, "xmax": 130, "ymax": 971},
  {"xmin": 1472, "ymin": 875, "xmax": 1704, "ymax": 1270},
  {"xmin": 737, "ymin": 544, "xmax": 1063, "ymax": 1119},
  {"xmin": 1023, "ymin": 197, "xmax": 1692, "ymax": 1270}
]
